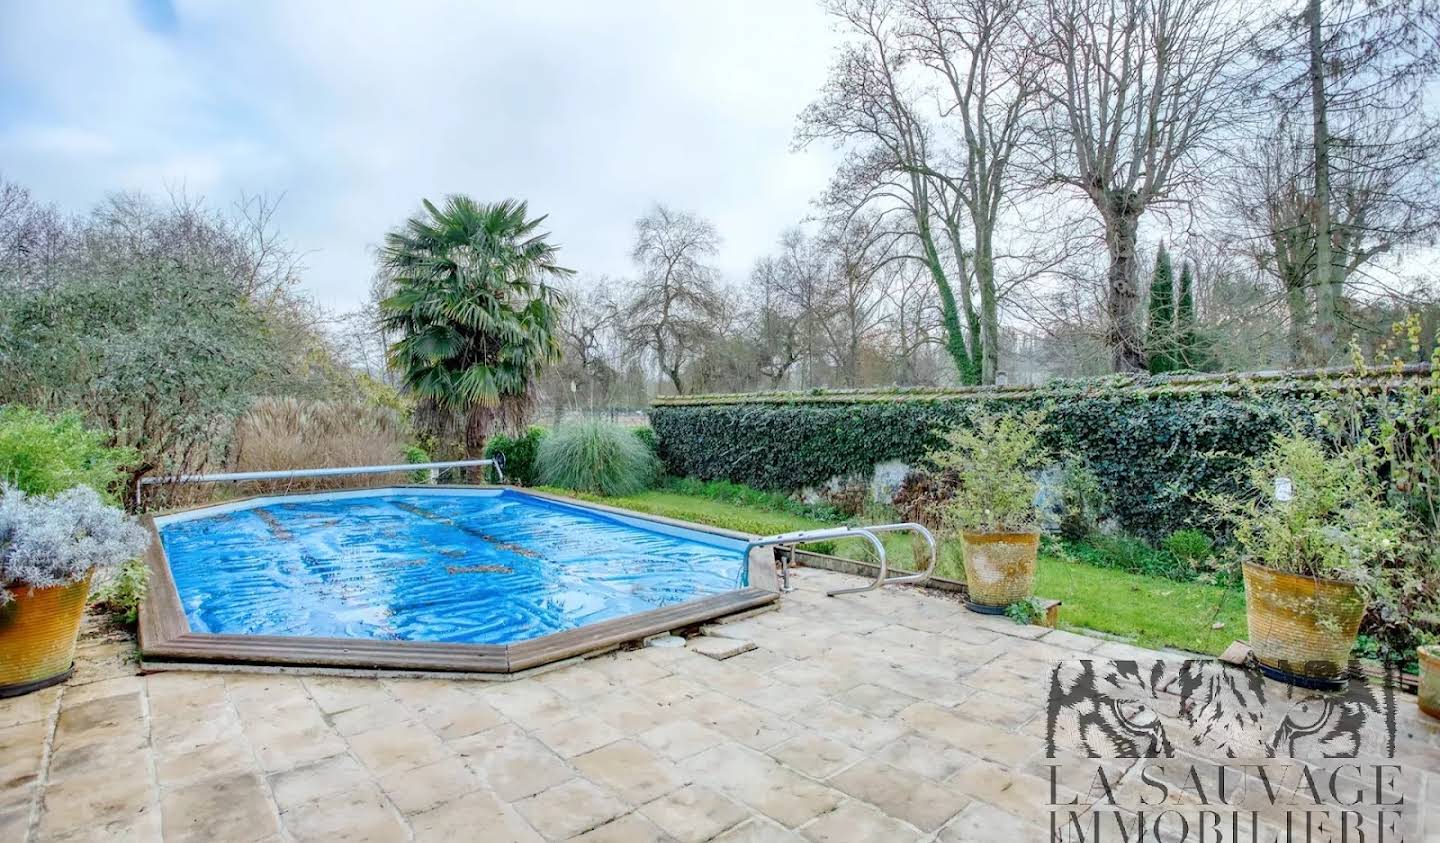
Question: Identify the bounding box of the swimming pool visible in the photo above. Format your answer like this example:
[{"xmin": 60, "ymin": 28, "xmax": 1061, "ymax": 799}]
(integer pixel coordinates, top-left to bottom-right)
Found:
[{"xmin": 138, "ymin": 487, "xmax": 778, "ymax": 674}]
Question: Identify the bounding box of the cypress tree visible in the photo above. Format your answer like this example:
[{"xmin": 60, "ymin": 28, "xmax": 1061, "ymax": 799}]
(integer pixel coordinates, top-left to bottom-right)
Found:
[
  {"xmin": 1146, "ymin": 245, "xmax": 1176, "ymax": 373},
  {"xmin": 1175, "ymin": 260, "xmax": 1203, "ymax": 370}
]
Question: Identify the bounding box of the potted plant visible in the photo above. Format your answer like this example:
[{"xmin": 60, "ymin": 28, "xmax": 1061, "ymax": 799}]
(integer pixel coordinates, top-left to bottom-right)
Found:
[
  {"xmin": 929, "ymin": 411, "xmax": 1048, "ymax": 614},
  {"xmin": 1220, "ymin": 434, "xmax": 1402, "ymax": 690},
  {"xmin": 0, "ymin": 484, "xmax": 150, "ymax": 697},
  {"xmin": 1420, "ymin": 643, "xmax": 1439, "ymax": 720}
]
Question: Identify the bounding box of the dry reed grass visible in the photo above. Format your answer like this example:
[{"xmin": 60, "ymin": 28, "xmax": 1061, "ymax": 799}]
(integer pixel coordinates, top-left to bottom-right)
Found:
[{"xmin": 226, "ymin": 397, "xmax": 413, "ymax": 494}]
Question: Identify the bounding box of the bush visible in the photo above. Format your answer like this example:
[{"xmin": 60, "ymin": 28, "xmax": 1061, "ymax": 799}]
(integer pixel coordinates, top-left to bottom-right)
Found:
[
  {"xmin": 1163, "ymin": 528, "xmax": 1214, "ymax": 562},
  {"xmin": 1213, "ymin": 433, "xmax": 1403, "ymax": 597},
  {"xmin": 536, "ymin": 420, "xmax": 659, "ymax": 496},
  {"xmin": 632, "ymin": 426, "xmax": 658, "ymax": 455},
  {"xmin": 0, "ymin": 407, "xmax": 134, "ymax": 500},
  {"xmin": 485, "ymin": 426, "xmax": 546, "ymax": 486},
  {"xmin": 928, "ymin": 411, "xmax": 1048, "ymax": 534}
]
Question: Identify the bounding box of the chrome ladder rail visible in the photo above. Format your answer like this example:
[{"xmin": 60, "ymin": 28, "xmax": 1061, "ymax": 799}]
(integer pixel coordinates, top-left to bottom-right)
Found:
[
  {"xmin": 742, "ymin": 521, "xmax": 938, "ymax": 596},
  {"xmin": 825, "ymin": 522, "xmax": 937, "ymax": 597}
]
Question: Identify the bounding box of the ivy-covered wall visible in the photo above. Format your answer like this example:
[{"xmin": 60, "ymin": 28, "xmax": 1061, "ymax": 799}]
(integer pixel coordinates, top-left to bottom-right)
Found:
[{"xmin": 648, "ymin": 371, "xmax": 1422, "ymax": 540}]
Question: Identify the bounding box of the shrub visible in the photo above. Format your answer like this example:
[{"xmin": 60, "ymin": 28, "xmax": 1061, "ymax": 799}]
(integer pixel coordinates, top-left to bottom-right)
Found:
[
  {"xmin": 1063, "ymin": 533, "xmax": 1199, "ymax": 582},
  {"xmin": 90, "ymin": 557, "xmax": 149, "ymax": 624},
  {"xmin": 1214, "ymin": 433, "xmax": 1403, "ymax": 597},
  {"xmin": 485, "ymin": 426, "xmax": 546, "ymax": 486},
  {"xmin": 0, "ymin": 484, "xmax": 150, "ymax": 607},
  {"xmin": 632, "ymin": 426, "xmax": 658, "ymax": 455},
  {"xmin": 927, "ymin": 411, "xmax": 1048, "ymax": 534},
  {"xmin": 1163, "ymin": 528, "xmax": 1214, "ymax": 562},
  {"xmin": 228, "ymin": 397, "xmax": 410, "ymax": 492},
  {"xmin": 536, "ymin": 420, "xmax": 659, "ymax": 496},
  {"xmin": 0, "ymin": 407, "xmax": 134, "ymax": 500}
]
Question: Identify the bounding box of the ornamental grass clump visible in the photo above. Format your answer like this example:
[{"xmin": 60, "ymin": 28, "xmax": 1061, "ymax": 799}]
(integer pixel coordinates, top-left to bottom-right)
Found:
[
  {"xmin": 0, "ymin": 484, "xmax": 150, "ymax": 606},
  {"xmin": 536, "ymin": 420, "xmax": 658, "ymax": 496}
]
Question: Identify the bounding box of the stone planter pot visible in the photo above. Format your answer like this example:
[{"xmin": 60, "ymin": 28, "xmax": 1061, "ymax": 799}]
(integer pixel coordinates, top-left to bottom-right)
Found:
[
  {"xmin": 0, "ymin": 571, "xmax": 93, "ymax": 698},
  {"xmin": 1419, "ymin": 645, "xmax": 1439, "ymax": 721},
  {"xmin": 960, "ymin": 531, "xmax": 1039, "ymax": 612},
  {"xmin": 1242, "ymin": 561, "xmax": 1365, "ymax": 690}
]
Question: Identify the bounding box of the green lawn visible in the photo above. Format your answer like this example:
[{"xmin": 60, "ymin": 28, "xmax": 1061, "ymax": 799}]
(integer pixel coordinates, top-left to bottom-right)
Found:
[{"xmin": 547, "ymin": 484, "xmax": 1247, "ymax": 656}]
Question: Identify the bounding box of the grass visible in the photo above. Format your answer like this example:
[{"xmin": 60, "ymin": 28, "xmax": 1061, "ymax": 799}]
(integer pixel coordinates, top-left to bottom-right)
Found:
[{"xmin": 548, "ymin": 480, "xmax": 1248, "ymax": 657}]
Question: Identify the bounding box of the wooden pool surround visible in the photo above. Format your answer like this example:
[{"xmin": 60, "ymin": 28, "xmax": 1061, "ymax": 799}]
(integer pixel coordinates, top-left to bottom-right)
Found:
[{"xmin": 137, "ymin": 486, "xmax": 779, "ymax": 675}]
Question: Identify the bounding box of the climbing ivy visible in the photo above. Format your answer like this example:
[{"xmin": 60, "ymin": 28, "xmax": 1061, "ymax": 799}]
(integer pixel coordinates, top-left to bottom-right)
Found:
[{"xmin": 650, "ymin": 380, "xmax": 1343, "ymax": 540}]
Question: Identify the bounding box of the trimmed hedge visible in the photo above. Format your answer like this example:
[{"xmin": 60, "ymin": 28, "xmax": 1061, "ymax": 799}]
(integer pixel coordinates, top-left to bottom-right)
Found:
[{"xmin": 648, "ymin": 370, "xmax": 1428, "ymax": 540}]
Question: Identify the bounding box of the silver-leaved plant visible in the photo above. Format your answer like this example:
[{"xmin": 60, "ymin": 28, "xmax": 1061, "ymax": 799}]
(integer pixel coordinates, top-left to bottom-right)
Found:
[{"xmin": 0, "ymin": 484, "xmax": 150, "ymax": 605}]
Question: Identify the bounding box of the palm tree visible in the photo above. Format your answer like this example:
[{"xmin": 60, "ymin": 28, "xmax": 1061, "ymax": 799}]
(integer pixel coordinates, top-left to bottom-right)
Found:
[{"xmin": 379, "ymin": 196, "xmax": 569, "ymax": 462}]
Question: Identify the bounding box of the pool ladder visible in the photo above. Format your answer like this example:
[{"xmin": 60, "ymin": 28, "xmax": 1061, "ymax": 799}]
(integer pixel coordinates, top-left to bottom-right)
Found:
[{"xmin": 742, "ymin": 523, "xmax": 936, "ymax": 596}]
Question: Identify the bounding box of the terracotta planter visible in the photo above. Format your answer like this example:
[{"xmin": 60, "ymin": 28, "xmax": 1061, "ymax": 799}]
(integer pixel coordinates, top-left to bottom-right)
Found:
[
  {"xmin": 0, "ymin": 572, "xmax": 93, "ymax": 698},
  {"xmin": 1242, "ymin": 562, "xmax": 1365, "ymax": 689},
  {"xmin": 1419, "ymin": 645, "xmax": 1440, "ymax": 721},
  {"xmin": 961, "ymin": 531, "xmax": 1039, "ymax": 611}
]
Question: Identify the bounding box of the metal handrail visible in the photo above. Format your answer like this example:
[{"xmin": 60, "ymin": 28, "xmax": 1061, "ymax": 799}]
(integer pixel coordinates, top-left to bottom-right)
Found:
[
  {"xmin": 743, "ymin": 521, "xmax": 938, "ymax": 597},
  {"xmin": 135, "ymin": 458, "xmax": 504, "ymax": 506},
  {"xmin": 743, "ymin": 527, "xmax": 887, "ymax": 593},
  {"xmin": 825, "ymin": 522, "xmax": 936, "ymax": 596}
]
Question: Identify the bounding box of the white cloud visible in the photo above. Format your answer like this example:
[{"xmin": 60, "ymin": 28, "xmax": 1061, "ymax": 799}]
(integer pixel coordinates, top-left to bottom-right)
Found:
[{"xmin": 0, "ymin": 0, "xmax": 842, "ymax": 310}]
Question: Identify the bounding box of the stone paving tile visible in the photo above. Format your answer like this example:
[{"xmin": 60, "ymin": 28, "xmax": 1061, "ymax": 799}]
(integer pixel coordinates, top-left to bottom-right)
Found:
[
  {"xmin": 828, "ymin": 757, "xmax": 972, "ymax": 832},
  {"xmin": 267, "ymin": 752, "xmax": 369, "ymax": 812},
  {"xmin": 159, "ymin": 770, "xmax": 278, "ymax": 843},
  {"xmin": 7, "ymin": 569, "xmax": 1440, "ymax": 842},
  {"xmin": 453, "ymin": 724, "xmax": 575, "ymax": 802},
  {"xmin": 683, "ymin": 743, "xmax": 844, "ymax": 828},
  {"xmin": 640, "ymin": 784, "xmax": 750, "ymax": 843},
  {"xmin": 377, "ymin": 756, "xmax": 481, "ymax": 815},
  {"xmin": 279, "ymin": 782, "xmax": 406, "ymax": 843},
  {"xmin": 410, "ymin": 791, "xmax": 542, "ymax": 842},
  {"xmin": 712, "ymin": 816, "xmax": 807, "ymax": 841},
  {"xmin": 573, "ymin": 739, "xmax": 688, "ymax": 804},
  {"xmin": 534, "ymin": 714, "xmax": 626, "ymax": 758},
  {"xmin": 767, "ymin": 732, "xmax": 865, "ymax": 779},
  {"xmin": 346, "ymin": 721, "xmax": 450, "ymax": 778},
  {"xmin": 938, "ymin": 800, "xmax": 1052, "ymax": 842},
  {"xmin": 513, "ymin": 777, "xmax": 629, "ymax": 841},
  {"xmin": 637, "ymin": 719, "xmax": 728, "ymax": 762},
  {"xmin": 799, "ymin": 799, "xmax": 924, "ymax": 842},
  {"xmin": 566, "ymin": 811, "xmax": 671, "ymax": 842}
]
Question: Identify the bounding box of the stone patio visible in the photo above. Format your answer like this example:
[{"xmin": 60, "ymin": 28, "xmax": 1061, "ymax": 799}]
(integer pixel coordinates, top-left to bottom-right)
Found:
[{"xmin": 4, "ymin": 566, "xmax": 1438, "ymax": 842}]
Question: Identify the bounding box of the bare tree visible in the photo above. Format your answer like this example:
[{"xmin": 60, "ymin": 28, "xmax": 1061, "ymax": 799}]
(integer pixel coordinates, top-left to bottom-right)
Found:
[
  {"xmin": 901, "ymin": 0, "xmax": 1043, "ymax": 383},
  {"xmin": 798, "ymin": 0, "xmax": 985, "ymax": 384},
  {"xmin": 1252, "ymin": 0, "xmax": 1440, "ymax": 359},
  {"xmin": 1034, "ymin": 0, "xmax": 1250, "ymax": 371},
  {"xmin": 622, "ymin": 205, "xmax": 722, "ymax": 395}
]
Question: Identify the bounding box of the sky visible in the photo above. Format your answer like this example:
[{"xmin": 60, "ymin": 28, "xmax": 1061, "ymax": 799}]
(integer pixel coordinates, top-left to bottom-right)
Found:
[{"xmin": 0, "ymin": 0, "xmax": 842, "ymax": 311}]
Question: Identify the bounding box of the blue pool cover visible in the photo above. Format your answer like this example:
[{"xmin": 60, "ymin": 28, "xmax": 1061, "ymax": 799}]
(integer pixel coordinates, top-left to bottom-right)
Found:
[{"xmin": 157, "ymin": 489, "xmax": 749, "ymax": 645}]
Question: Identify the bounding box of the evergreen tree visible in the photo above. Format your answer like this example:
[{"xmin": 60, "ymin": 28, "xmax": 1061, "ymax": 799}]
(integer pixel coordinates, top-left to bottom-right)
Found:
[
  {"xmin": 1174, "ymin": 260, "xmax": 1208, "ymax": 370},
  {"xmin": 1145, "ymin": 245, "xmax": 1176, "ymax": 373}
]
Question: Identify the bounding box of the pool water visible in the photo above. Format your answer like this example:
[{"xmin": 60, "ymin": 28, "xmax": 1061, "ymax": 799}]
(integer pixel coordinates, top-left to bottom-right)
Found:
[{"xmin": 157, "ymin": 489, "xmax": 749, "ymax": 645}]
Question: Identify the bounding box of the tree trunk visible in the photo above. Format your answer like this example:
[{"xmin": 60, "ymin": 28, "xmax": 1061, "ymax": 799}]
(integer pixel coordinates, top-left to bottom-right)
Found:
[
  {"xmin": 463, "ymin": 405, "xmax": 490, "ymax": 483},
  {"xmin": 918, "ymin": 218, "xmax": 980, "ymax": 385},
  {"xmin": 1105, "ymin": 210, "xmax": 1146, "ymax": 373},
  {"xmin": 1308, "ymin": 0, "xmax": 1338, "ymax": 360},
  {"xmin": 665, "ymin": 366, "xmax": 684, "ymax": 395},
  {"xmin": 975, "ymin": 233, "xmax": 1000, "ymax": 384},
  {"xmin": 1285, "ymin": 280, "xmax": 1311, "ymax": 366}
]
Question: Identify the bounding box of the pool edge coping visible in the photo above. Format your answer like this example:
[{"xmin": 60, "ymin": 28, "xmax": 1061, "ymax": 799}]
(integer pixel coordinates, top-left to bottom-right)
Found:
[{"xmin": 137, "ymin": 484, "xmax": 780, "ymax": 676}]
